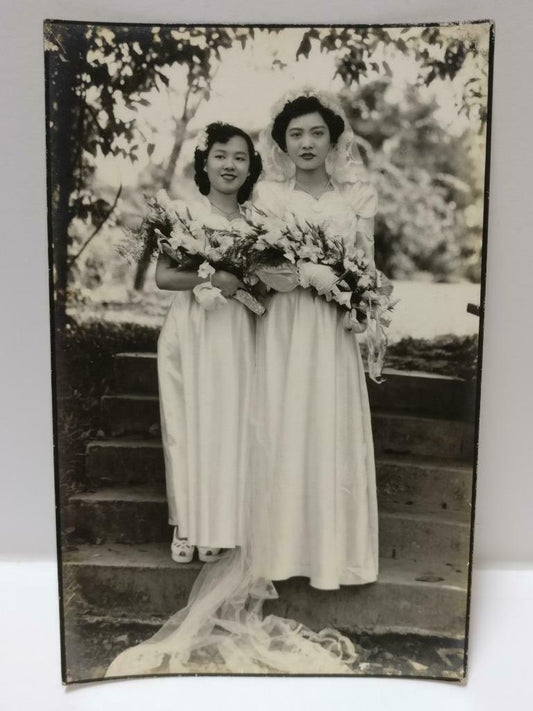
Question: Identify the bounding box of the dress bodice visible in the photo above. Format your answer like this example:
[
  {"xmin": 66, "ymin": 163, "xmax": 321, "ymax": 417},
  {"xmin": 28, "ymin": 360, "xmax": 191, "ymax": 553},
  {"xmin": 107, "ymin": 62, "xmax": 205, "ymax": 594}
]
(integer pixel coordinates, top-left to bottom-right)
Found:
[
  {"xmin": 156, "ymin": 189, "xmax": 249, "ymax": 233},
  {"xmin": 253, "ymin": 179, "xmax": 378, "ymax": 243}
]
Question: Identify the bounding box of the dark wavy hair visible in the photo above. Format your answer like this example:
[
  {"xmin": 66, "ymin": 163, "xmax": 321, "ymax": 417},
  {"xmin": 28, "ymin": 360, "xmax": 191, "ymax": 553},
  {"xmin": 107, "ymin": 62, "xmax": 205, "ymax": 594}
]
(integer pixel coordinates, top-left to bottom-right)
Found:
[
  {"xmin": 271, "ymin": 96, "xmax": 345, "ymax": 152},
  {"xmin": 194, "ymin": 122, "xmax": 263, "ymax": 203}
]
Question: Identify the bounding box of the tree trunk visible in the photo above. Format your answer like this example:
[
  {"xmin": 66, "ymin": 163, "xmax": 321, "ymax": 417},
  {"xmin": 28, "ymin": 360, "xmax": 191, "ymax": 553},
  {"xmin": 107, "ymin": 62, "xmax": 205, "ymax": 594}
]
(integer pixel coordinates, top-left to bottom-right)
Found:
[{"xmin": 46, "ymin": 40, "xmax": 80, "ymax": 331}]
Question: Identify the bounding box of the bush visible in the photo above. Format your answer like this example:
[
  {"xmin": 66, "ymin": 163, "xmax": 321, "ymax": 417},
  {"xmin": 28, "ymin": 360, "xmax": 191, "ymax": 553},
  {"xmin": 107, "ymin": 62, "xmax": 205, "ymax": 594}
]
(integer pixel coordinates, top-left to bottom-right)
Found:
[
  {"xmin": 53, "ymin": 320, "xmax": 159, "ymax": 499},
  {"xmin": 55, "ymin": 320, "xmax": 159, "ymax": 396},
  {"xmin": 385, "ymin": 334, "xmax": 478, "ymax": 380}
]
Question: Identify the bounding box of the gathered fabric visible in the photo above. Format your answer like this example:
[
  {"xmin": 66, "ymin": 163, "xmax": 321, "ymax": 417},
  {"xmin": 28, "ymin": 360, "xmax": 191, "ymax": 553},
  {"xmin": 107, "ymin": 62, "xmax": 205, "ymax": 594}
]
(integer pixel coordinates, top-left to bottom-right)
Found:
[{"xmin": 158, "ymin": 291, "xmax": 254, "ymax": 548}]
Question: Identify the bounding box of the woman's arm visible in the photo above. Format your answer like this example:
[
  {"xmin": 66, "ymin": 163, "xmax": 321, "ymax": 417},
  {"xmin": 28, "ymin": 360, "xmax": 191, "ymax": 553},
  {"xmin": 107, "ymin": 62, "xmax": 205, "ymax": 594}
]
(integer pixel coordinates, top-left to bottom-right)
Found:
[
  {"xmin": 155, "ymin": 252, "xmax": 244, "ymax": 296},
  {"xmin": 350, "ymin": 181, "xmax": 378, "ymax": 270},
  {"xmin": 155, "ymin": 252, "xmax": 205, "ymax": 291},
  {"xmin": 356, "ymin": 216, "xmax": 376, "ymax": 271}
]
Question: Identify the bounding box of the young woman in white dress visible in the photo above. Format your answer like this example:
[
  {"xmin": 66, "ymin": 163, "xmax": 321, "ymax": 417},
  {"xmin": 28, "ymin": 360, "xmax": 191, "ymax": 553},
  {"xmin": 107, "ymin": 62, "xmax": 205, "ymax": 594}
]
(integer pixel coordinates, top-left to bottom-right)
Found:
[
  {"xmin": 156, "ymin": 122, "xmax": 263, "ymax": 564},
  {"xmin": 253, "ymin": 91, "xmax": 379, "ymax": 590}
]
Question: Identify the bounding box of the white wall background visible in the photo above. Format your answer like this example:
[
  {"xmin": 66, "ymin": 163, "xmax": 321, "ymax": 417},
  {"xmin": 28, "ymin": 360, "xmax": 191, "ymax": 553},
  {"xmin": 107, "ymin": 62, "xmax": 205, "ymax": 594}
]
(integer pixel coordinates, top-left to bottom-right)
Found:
[{"xmin": 0, "ymin": 1, "xmax": 531, "ymax": 708}]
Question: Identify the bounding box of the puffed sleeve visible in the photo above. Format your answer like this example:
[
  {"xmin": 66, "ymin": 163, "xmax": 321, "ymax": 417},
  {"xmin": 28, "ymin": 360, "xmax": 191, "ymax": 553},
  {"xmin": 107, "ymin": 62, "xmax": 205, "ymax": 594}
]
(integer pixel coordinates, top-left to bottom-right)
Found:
[
  {"xmin": 349, "ymin": 180, "xmax": 378, "ymax": 218},
  {"xmin": 348, "ymin": 180, "xmax": 378, "ymax": 245},
  {"xmin": 252, "ymin": 180, "xmax": 288, "ymax": 219}
]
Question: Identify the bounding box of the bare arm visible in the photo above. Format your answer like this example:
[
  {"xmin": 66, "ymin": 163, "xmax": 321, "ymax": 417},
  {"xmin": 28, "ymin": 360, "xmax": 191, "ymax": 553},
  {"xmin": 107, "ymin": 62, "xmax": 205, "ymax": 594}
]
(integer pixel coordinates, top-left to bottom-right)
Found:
[
  {"xmin": 155, "ymin": 252, "xmax": 206, "ymax": 291},
  {"xmin": 356, "ymin": 216, "xmax": 376, "ymax": 271},
  {"xmin": 155, "ymin": 252, "xmax": 244, "ymax": 296}
]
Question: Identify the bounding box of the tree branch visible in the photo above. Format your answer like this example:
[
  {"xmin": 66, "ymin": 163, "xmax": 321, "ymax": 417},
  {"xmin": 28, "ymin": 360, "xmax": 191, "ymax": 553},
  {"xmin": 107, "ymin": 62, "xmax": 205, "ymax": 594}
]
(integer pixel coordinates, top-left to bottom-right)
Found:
[
  {"xmin": 86, "ymin": 103, "xmax": 105, "ymax": 133},
  {"xmin": 182, "ymin": 83, "xmax": 193, "ymax": 121},
  {"xmin": 67, "ymin": 183, "xmax": 123, "ymax": 266}
]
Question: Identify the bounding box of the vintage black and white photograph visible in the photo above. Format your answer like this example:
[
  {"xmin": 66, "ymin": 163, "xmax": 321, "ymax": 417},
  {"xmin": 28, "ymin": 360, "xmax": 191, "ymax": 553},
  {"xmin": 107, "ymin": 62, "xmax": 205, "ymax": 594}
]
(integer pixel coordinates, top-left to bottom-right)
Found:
[{"xmin": 45, "ymin": 20, "xmax": 492, "ymax": 683}]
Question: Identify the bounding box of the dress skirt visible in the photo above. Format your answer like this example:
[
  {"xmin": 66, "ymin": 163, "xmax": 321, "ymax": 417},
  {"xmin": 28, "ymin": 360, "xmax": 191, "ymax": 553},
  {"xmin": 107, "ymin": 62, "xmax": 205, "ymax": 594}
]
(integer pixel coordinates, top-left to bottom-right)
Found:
[
  {"xmin": 158, "ymin": 292, "xmax": 255, "ymax": 548},
  {"xmin": 255, "ymin": 287, "xmax": 379, "ymax": 590}
]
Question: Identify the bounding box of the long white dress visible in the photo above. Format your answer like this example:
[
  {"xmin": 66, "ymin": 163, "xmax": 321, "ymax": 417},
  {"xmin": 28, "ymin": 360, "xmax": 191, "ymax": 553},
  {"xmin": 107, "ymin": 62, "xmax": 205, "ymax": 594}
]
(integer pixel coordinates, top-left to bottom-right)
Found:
[
  {"xmin": 253, "ymin": 178, "xmax": 379, "ymax": 590},
  {"xmin": 157, "ymin": 199, "xmax": 254, "ymax": 549}
]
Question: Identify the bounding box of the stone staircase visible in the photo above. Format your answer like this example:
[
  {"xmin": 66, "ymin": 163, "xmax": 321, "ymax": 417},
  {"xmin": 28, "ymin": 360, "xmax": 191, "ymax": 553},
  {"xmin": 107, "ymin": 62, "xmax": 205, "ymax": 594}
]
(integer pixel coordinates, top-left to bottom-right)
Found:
[{"xmin": 62, "ymin": 352, "xmax": 476, "ymax": 667}]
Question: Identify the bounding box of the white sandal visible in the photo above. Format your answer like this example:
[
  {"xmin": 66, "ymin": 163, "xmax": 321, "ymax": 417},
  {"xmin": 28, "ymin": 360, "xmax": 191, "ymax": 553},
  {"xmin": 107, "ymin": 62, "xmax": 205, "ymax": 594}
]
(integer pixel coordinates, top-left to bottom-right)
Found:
[
  {"xmin": 171, "ymin": 528, "xmax": 194, "ymax": 564},
  {"xmin": 198, "ymin": 546, "xmax": 221, "ymax": 563}
]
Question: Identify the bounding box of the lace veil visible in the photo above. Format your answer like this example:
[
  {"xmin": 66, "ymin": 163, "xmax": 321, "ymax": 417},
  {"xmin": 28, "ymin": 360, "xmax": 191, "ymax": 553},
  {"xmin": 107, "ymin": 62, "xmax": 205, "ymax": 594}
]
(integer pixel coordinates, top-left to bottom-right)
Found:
[{"xmin": 259, "ymin": 87, "xmax": 370, "ymax": 188}]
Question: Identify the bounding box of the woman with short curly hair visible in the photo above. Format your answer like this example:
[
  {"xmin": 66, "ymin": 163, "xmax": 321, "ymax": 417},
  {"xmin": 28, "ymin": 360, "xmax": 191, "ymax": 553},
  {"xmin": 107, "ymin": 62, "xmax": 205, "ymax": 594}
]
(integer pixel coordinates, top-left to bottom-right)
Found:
[{"xmin": 155, "ymin": 122, "xmax": 263, "ymax": 565}]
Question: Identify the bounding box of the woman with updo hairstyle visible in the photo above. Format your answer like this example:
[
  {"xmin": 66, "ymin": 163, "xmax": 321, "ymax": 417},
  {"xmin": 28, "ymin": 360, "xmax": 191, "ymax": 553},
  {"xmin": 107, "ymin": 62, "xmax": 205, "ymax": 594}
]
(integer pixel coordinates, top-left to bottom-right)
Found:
[
  {"xmin": 270, "ymin": 95, "xmax": 345, "ymax": 152},
  {"xmin": 252, "ymin": 90, "xmax": 380, "ymax": 592},
  {"xmin": 155, "ymin": 122, "xmax": 262, "ymax": 567}
]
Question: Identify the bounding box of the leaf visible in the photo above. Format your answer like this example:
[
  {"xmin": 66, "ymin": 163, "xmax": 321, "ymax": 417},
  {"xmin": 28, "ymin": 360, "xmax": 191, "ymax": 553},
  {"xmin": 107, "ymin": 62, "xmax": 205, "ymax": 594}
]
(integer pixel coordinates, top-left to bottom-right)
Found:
[
  {"xmin": 296, "ymin": 34, "xmax": 312, "ymax": 60},
  {"xmin": 425, "ymin": 67, "xmax": 436, "ymax": 86},
  {"xmin": 396, "ymin": 37, "xmax": 407, "ymax": 53},
  {"xmin": 272, "ymin": 58, "xmax": 286, "ymax": 71},
  {"xmin": 382, "ymin": 60, "xmax": 393, "ymax": 77},
  {"xmin": 147, "ymin": 143, "xmax": 155, "ymax": 157}
]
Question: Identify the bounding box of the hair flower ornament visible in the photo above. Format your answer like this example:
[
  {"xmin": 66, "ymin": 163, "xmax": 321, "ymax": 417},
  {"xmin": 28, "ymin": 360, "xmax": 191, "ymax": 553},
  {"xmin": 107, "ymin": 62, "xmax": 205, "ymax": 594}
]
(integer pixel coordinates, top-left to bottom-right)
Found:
[{"xmin": 196, "ymin": 127, "xmax": 209, "ymax": 152}]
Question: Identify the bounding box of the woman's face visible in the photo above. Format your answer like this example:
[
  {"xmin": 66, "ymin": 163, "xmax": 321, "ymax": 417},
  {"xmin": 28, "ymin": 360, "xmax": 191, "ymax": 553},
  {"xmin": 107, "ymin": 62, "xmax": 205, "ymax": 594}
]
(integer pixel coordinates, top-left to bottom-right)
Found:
[
  {"xmin": 284, "ymin": 111, "xmax": 331, "ymax": 172},
  {"xmin": 205, "ymin": 135, "xmax": 250, "ymax": 196}
]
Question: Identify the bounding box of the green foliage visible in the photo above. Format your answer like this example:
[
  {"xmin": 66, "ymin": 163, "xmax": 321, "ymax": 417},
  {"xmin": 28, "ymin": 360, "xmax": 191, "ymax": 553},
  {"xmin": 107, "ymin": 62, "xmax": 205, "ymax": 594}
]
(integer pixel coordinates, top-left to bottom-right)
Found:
[
  {"xmin": 56, "ymin": 320, "xmax": 159, "ymax": 397},
  {"xmin": 385, "ymin": 334, "xmax": 479, "ymax": 380},
  {"xmin": 45, "ymin": 22, "xmax": 257, "ymax": 303},
  {"xmin": 297, "ymin": 25, "xmax": 489, "ymax": 125},
  {"xmin": 341, "ymin": 81, "xmax": 484, "ymax": 281},
  {"xmin": 54, "ymin": 320, "xmax": 159, "ymax": 494},
  {"xmin": 46, "ymin": 22, "xmax": 243, "ymax": 160}
]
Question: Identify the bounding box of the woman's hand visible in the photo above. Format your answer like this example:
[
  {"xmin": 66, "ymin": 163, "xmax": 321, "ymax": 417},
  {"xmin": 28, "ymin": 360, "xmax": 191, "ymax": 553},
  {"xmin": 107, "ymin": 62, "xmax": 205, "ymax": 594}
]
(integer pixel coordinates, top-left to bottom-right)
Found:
[
  {"xmin": 211, "ymin": 270, "xmax": 244, "ymax": 297},
  {"xmin": 298, "ymin": 262, "xmax": 338, "ymax": 295}
]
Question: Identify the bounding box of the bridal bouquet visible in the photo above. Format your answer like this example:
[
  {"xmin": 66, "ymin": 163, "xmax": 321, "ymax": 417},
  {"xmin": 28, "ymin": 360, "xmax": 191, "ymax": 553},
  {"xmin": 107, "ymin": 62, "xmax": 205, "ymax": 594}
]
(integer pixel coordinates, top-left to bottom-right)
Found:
[
  {"xmin": 122, "ymin": 190, "xmax": 266, "ymax": 314},
  {"xmin": 244, "ymin": 204, "xmax": 396, "ymax": 380}
]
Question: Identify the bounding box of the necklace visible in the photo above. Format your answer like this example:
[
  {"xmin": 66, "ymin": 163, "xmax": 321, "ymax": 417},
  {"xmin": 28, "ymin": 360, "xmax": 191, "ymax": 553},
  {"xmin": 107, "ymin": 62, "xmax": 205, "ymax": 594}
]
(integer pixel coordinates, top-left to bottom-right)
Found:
[
  {"xmin": 208, "ymin": 199, "xmax": 241, "ymax": 220},
  {"xmin": 294, "ymin": 177, "xmax": 332, "ymax": 200}
]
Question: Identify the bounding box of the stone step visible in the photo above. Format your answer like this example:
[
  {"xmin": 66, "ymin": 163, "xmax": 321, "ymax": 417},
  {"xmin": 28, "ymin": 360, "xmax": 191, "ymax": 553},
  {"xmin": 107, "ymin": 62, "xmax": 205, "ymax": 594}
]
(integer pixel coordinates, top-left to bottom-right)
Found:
[
  {"xmin": 114, "ymin": 352, "xmax": 159, "ymax": 396},
  {"xmin": 113, "ymin": 352, "xmax": 475, "ymax": 420},
  {"xmin": 86, "ymin": 441, "xmax": 473, "ymax": 516},
  {"xmin": 63, "ymin": 543, "xmax": 469, "ymax": 638},
  {"xmin": 377, "ymin": 457, "xmax": 472, "ymax": 516},
  {"xmin": 100, "ymin": 395, "xmax": 475, "ymax": 460},
  {"xmin": 63, "ymin": 613, "xmax": 466, "ymax": 681},
  {"xmin": 66, "ymin": 486, "xmax": 471, "ymax": 565}
]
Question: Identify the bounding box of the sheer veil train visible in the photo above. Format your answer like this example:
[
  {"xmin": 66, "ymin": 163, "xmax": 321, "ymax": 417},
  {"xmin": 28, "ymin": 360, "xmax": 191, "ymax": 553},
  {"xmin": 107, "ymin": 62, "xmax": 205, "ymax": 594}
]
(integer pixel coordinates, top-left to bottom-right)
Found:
[{"xmin": 106, "ymin": 89, "xmax": 374, "ymax": 677}]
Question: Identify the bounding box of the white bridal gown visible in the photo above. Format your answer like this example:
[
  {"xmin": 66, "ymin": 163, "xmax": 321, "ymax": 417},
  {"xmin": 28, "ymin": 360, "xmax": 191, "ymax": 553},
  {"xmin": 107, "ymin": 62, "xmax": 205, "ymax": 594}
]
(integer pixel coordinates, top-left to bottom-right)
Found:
[
  {"xmin": 157, "ymin": 200, "xmax": 254, "ymax": 549},
  {"xmin": 253, "ymin": 178, "xmax": 380, "ymax": 590}
]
